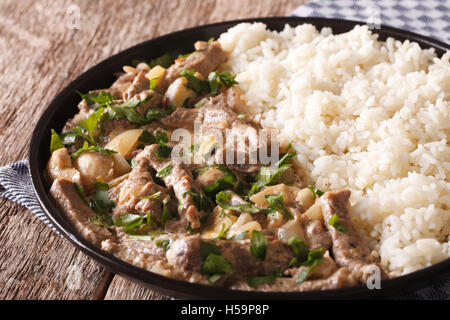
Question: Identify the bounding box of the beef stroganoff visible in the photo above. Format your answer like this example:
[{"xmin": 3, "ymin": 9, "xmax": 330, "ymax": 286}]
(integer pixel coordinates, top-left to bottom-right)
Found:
[{"xmin": 46, "ymin": 23, "xmax": 449, "ymax": 291}]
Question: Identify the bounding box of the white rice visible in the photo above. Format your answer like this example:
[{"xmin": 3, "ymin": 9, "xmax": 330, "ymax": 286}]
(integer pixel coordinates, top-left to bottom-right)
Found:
[{"xmin": 218, "ymin": 23, "xmax": 450, "ymax": 275}]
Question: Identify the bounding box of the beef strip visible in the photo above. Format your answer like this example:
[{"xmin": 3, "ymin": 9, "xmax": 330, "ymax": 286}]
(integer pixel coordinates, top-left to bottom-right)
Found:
[
  {"xmin": 319, "ymin": 190, "xmax": 388, "ymax": 282},
  {"xmin": 166, "ymin": 235, "xmax": 294, "ymax": 281},
  {"xmin": 161, "ymin": 98, "xmax": 266, "ymax": 172},
  {"xmin": 50, "ymin": 177, "xmax": 111, "ymax": 246},
  {"xmin": 137, "ymin": 144, "xmax": 210, "ymax": 230},
  {"xmin": 232, "ymin": 267, "xmax": 359, "ymax": 292},
  {"xmin": 109, "ymin": 149, "xmax": 170, "ymax": 222},
  {"xmin": 164, "ymin": 41, "xmax": 228, "ymax": 89},
  {"xmin": 302, "ymin": 219, "xmax": 332, "ymax": 251},
  {"xmin": 101, "ymin": 230, "xmax": 186, "ymax": 278},
  {"xmin": 110, "ymin": 72, "xmax": 135, "ymax": 97},
  {"xmin": 123, "ymin": 71, "xmax": 150, "ymax": 100}
]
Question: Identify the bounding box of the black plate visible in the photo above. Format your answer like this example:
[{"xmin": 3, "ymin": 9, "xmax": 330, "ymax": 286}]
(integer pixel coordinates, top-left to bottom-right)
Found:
[{"xmin": 29, "ymin": 17, "xmax": 450, "ymax": 299}]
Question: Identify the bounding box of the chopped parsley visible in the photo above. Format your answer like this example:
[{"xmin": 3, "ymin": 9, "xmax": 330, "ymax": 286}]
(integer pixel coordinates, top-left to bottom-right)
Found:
[
  {"xmin": 215, "ymin": 224, "xmax": 230, "ymax": 240},
  {"xmin": 156, "ymin": 164, "xmax": 173, "ymax": 178},
  {"xmin": 88, "ymin": 182, "xmax": 115, "ymax": 227},
  {"xmin": 199, "ymin": 241, "xmax": 221, "ymax": 260},
  {"xmin": 153, "ymin": 130, "xmax": 172, "ymax": 160},
  {"xmin": 179, "ymin": 69, "xmax": 210, "ymax": 94},
  {"xmin": 155, "ymin": 238, "xmax": 173, "ymax": 250},
  {"xmin": 199, "ymin": 241, "xmax": 232, "ymax": 283},
  {"xmin": 73, "ymin": 182, "xmax": 87, "ymax": 203},
  {"xmin": 249, "ymin": 150, "xmax": 297, "ymax": 196},
  {"xmin": 149, "ymin": 77, "xmax": 159, "ymax": 90},
  {"xmin": 328, "ymin": 213, "xmax": 348, "ymax": 233},
  {"xmin": 70, "ymin": 141, "xmax": 117, "ymax": 159},
  {"xmin": 183, "ymin": 190, "xmax": 213, "ymax": 212},
  {"xmin": 201, "ymin": 253, "xmax": 232, "ymax": 283},
  {"xmin": 194, "ymin": 165, "xmax": 236, "ymax": 196},
  {"xmin": 50, "ymin": 129, "xmax": 64, "ymax": 153},
  {"xmin": 161, "ymin": 202, "xmax": 175, "ymax": 227},
  {"xmin": 149, "ymin": 53, "xmax": 174, "ymax": 68},
  {"xmin": 78, "ymin": 107, "xmax": 105, "ymax": 141},
  {"xmin": 207, "ymin": 71, "xmax": 238, "ymax": 95},
  {"xmin": 250, "ymin": 230, "xmax": 269, "ymax": 261},
  {"xmin": 264, "ymin": 194, "xmax": 294, "ymax": 220},
  {"xmin": 287, "ymin": 237, "xmax": 310, "ymax": 267},
  {"xmin": 139, "ymin": 191, "xmax": 162, "ymax": 200},
  {"xmin": 77, "ymin": 91, "xmax": 114, "ymax": 110},
  {"xmin": 246, "ymin": 275, "xmax": 276, "ymax": 288},
  {"xmin": 138, "ymin": 130, "xmax": 157, "ymax": 145},
  {"xmin": 296, "ymin": 248, "xmax": 324, "ymax": 285},
  {"xmin": 106, "ymin": 96, "xmax": 152, "ymax": 124},
  {"xmin": 307, "ymin": 185, "xmax": 324, "ymax": 200},
  {"xmin": 60, "ymin": 126, "xmax": 95, "ymax": 146},
  {"xmin": 114, "ymin": 213, "xmax": 147, "ymax": 234},
  {"xmin": 179, "ymin": 69, "xmax": 238, "ymax": 95},
  {"xmin": 215, "ymin": 191, "xmax": 260, "ymax": 214}
]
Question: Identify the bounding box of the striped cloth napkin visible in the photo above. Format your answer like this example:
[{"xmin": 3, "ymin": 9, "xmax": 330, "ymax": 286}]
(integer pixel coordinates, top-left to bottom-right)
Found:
[
  {"xmin": 291, "ymin": 0, "xmax": 450, "ymax": 43},
  {"xmin": 0, "ymin": 0, "xmax": 449, "ymax": 300}
]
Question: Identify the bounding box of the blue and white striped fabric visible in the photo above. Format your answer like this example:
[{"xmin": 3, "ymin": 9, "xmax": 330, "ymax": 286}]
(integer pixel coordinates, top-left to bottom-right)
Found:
[
  {"xmin": 291, "ymin": 0, "xmax": 450, "ymax": 44},
  {"xmin": 0, "ymin": 0, "xmax": 448, "ymax": 299},
  {"xmin": 0, "ymin": 160, "xmax": 59, "ymax": 234}
]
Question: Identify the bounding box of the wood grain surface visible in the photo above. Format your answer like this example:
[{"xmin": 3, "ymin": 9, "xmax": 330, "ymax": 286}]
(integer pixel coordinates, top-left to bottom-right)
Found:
[{"xmin": 0, "ymin": 0, "xmax": 308, "ymax": 300}]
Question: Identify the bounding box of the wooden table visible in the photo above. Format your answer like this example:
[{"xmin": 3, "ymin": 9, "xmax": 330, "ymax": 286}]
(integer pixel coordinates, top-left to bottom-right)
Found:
[{"xmin": 0, "ymin": 0, "xmax": 309, "ymax": 300}]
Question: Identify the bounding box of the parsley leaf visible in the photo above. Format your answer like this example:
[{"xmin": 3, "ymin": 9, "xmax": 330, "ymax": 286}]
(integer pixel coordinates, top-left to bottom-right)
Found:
[
  {"xmin": 149, "ymin": 77, "xmax": 159, "ymax": 90},
  {"xmin": 156, "ymin": 164, "xmax": 173, "ymax": 178},
  {"xmin": 264, "ymin": 194, "xmax": 294, "ymax": 220},
  {"xmin": 201, "ymin": 253, "xmax": 232, "ymax": 283},
  {"xmin": 77, "ymin": 91, "xmax": 114, "ymax": 110},
  {"xmin": 194, "ymin": 165, "xmax": 236, "ymax": 196},
  {"xmin": 306, "ymin": 185, "xmax": 324, "ymax": 200},
  {"xmin": 204, "ymin": 173, "xmax": 235, "ymax": 196},
  {"xmin": 161, "ymin": 202, "xmax": 175, "ymax": 227},
  {"xmin": 249, "ymin": 151, "xmax": 297, "ymax": 196},
  {"xmin": 215, "ymin": 191, "xmax": 260, "ymax": 214},
  {"xmin": 296, "ymin": 248, "xmax": 324, "ymax": 285},
  {"xmin": 60, "ymin": 126, "xmax": 95, "ymax": 146},
  {"xmin": 155, "ymin": 238, "xmax": 173, "ymax": 250},
  {"xmin": 139, "ymin": 191, "xmax": 162, "ymax": 200},
  {"xmin": 149, "ymin": 53, "xmax": 174, "ymax": 68},
  {"xmin": 207, "ymin": 71, "xmax": 238, "ymax": 95},
  {"xmin": 246, "ymin": 275, "xmax": 276, "ymax": 288},
  {"xmin": 287, "ymin": 237, "xmax": 309, "ymax": 267},
  {"xmin": 250, "ymin": 230, "xmax": 269, "ymax": 260},
  {"xmin": 88, "ymin": 182, "xmax": 115, "ymax": 228},
  {"xmin": 179, "ymin": 69, "xmax": 238, "ymax": 95},
  {"xmin": 328, "ymin": 213, "xmax": 348, "ymax": 233},
  {"xmin": 200, "ymin": 241, "xmax": 221, "ymax": 260},
  {"xmin": 106, "ymin": 96, "xmax": 152, "ymax": 124},
  {"xmin": 90, "ymin": 182, "xmax": 115, "ymax": 214},
  {"xmin": 183, "ymin": 190, "xmax": 213, "ymax": 212},
  {"xmin": 70, "ymin": 141, "xmax": 117, "ymax": 159},
  {"xmin": 146, "ymin": 108, "xmax": 168, "ymax": 121},
  {"xmin": 215, "ymin": 224, "xmax": 230, "ymax": 240},
  {"xmin": 50, "ymin": 129, "xmax": 64, "ymax": 153},
  {"xmin": 78, "ymin": 107, "xmax": 105, "ymax": 141},
  {"xmin": 73, "ymin": 182, "xmax": 87, "ymax": 203},
  {"xmin": 114, "ymin": 213, "xmax": 145, "ymax": 234},
  {"xmin": 179, "ymin": 69, "xmax": 210, "ymax": 94},
  {"xmin": 138, "ymin": 130, "xmax": 157, "ymax": 145}
]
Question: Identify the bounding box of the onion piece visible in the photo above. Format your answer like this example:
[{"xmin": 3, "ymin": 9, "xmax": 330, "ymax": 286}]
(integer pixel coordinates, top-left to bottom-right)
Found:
[{"xmin": 105, "ymin": 128, "xmax": 143, "ymax": 159}]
